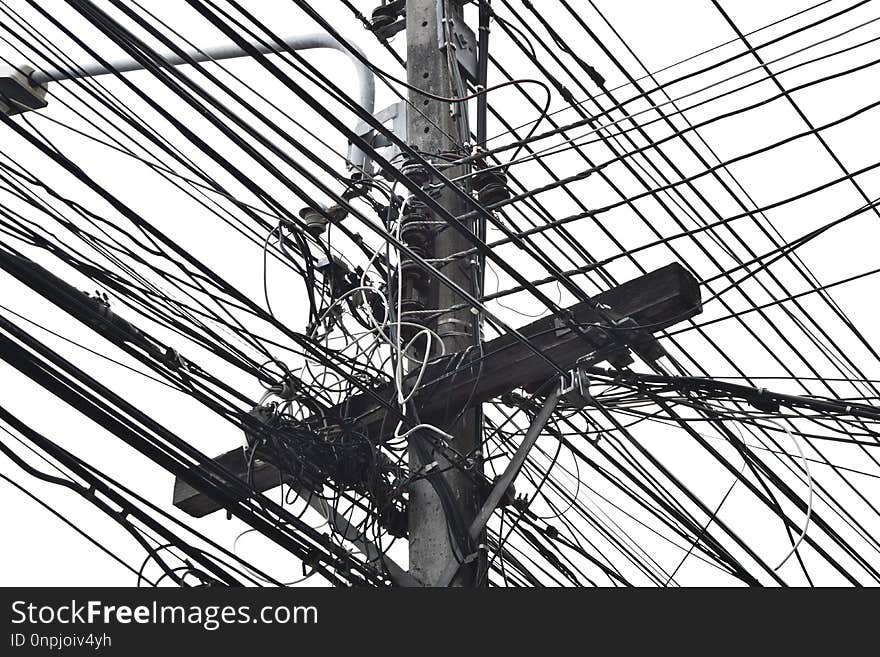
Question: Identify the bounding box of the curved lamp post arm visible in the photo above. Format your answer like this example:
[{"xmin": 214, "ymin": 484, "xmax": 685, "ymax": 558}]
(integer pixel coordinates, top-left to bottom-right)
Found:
[{"xmin": 3, "ymin": 33, "xmax": 375, "ymax": 172}]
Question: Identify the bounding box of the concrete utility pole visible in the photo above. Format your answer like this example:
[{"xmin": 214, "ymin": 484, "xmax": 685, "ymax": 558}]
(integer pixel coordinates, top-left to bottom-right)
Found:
[{"xmin": 404, "ymin": 0, "xmax": 481, "ymax": 586}]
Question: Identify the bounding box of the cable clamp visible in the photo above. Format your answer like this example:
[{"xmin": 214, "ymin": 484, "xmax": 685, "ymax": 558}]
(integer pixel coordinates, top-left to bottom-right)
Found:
[
  {"xmin": 461, "ymin": 545, "xmax": 486, "ymax": 565},
  {"xmin": 559, "ymin": 368, "xmax": 591, "ymax": 408},
  {"xmin": 750, "ymin": 387, "xmax": 779, "ymax": 412}
]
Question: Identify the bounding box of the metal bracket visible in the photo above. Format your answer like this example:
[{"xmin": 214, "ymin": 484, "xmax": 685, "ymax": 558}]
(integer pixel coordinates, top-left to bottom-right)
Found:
[
  {"xmin": 437, "ymin": 386, "xmax": 562, "ymax": 586},
  {"xmin": 435, "ymin": 2, "xmax": 478, "ymax": 82},
  {"xmin": 559, "ymin": 368, "xmax": 591, "ymax": 408},
  {"xmin": 371, "ymin": 101, "xmax": 409, "ymax": 148},
  {"xmin": 610, "ymin": 315, "xmax": 668, "ymax": 364},
  {"xmin": 354, "ymin": 101, "xmax": 408, "ymax": 178},
  {"xmin": 553, "ymin": 315, "xmax": 571, "ymax": 338},
  {"xmin": 554, "ymin": 306, "xmax": 669, "ymax": 369}
]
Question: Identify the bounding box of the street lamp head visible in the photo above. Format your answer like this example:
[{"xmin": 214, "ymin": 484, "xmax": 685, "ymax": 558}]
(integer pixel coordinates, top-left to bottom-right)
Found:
[{"xmin": 0, "ymin": 65, "xmax": 48, "ymax": 117}]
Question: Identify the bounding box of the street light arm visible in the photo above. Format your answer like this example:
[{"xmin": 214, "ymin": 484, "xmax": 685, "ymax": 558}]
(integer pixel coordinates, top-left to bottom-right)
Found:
[
  {"xmin": 28, "ymin": 32, "xmax": 374, "ymax": 115},
  {"xmin": 4, "ymin": 33, "xmax": 375, "ymax": 171}
]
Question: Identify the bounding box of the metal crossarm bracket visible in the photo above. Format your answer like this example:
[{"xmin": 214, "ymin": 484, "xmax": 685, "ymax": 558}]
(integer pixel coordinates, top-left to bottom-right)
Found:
[
  {"xmin": 559, "ymin": 368, "xmax": 591, "ymax": 408},
  {"xmin": 354, "ymin": 101, "xmax": 408, "ymax": 177},
  {"xmin": 437, "ymin": 383, "xmax": 563, "ymax": 586},
  {"xmin": 435, "ymin": 0, "xmax": 478, "ymax": 81}
]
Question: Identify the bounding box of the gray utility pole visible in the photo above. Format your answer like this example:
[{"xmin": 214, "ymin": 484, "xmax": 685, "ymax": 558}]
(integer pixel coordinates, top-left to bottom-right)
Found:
[{"xmin": 404, "ymin": 0, "xmax": 481, "ymax": 586}]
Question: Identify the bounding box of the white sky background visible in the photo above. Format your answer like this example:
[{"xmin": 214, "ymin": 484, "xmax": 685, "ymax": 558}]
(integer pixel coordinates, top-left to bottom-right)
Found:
[{"xmin": 1, "ymin": 0, "xmax": 880, "ymax": 586}]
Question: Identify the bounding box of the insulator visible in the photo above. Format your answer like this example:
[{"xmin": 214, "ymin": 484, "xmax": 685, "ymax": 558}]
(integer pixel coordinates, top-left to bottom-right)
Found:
[
  {"xmin": 400, "ymin": 259, "xmax": 430, "ymax": 286},
  {"xmin": 299, "ymin": 206, "xmax": 328, "ymax": 236},
  {"xmin": 393, "ymin": 264, "xmax": 430, "ymax": 346},
  {"xmin": 370, "ymin": 1, "xmax": 405, "ymax": 39},
  {"xmin": 400, "ymin": 222, "xmax": 431, "ymax": 256},
  {"xmin": 402, "ymin": 197, "xmax": 429, "ymax": 221},
  {"xmin": 469, "ymin": 169, "xmax": 496, "ymax": 190},
  {"xmin": 370, "ymin": 14, "xmax": 394, "ymax": 30},
  {"xmin": 371, "ymin": 0, "xmax": 405, "ymax": 21},
  {"xmin": 298, "ymin": 203, "xmax": 347, "ymax": 237},
  {"xmin": 401, "ymin": 159, "xmax": 430, "ymax": 187},
  {"xmin": 471, "ymin": 169, "xmax": 510, "ymax": 206},
  {"xmin": 478, "ymin": 181, "xmax": 510, "ymax": 206}
]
